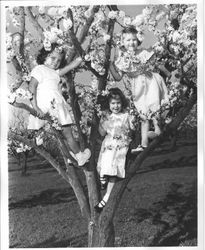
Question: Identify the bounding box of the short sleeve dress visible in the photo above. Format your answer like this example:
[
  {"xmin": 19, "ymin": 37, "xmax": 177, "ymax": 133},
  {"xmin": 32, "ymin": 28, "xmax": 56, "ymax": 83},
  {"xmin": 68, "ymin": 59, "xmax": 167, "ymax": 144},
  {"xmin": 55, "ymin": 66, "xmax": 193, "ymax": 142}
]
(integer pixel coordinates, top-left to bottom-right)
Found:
[
  {"xmin": 115, "ymin": 49, "xmax": 169, "ymax": 115},
  {"xmin": 27, "ymin": 65, "xmax": 73, "ymax": 130},
  {"xmin": 97, "ymin": 111, "xmax": 134, "ymax": 179}
]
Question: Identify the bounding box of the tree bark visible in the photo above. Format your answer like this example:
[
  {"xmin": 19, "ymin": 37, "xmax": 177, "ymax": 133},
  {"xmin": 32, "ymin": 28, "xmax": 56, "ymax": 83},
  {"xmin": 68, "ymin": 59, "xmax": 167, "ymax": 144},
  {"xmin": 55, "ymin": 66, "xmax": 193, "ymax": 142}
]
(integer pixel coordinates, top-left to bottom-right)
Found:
[
  {"xmin": 21, "ymin": 152, "xmax": 28, "ymax": 176},
  {"xmin": 88, "ymin": 216, "xmax": 115, "ymax": 247}
]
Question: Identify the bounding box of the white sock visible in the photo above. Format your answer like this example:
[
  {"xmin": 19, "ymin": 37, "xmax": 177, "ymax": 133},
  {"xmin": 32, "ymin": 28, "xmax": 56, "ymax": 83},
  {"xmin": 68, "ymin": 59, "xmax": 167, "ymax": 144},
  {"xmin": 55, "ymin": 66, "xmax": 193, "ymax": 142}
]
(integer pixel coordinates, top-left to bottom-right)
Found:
[{"xmin": 102, "ymin": 193, "xmax": 109, "ymax": 203}]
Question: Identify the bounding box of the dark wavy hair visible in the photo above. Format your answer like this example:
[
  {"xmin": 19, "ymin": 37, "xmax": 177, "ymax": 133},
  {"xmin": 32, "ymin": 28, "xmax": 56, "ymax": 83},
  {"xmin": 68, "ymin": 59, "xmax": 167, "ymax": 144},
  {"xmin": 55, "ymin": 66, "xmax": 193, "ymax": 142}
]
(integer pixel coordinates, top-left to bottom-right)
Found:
[
  {"xmin": 36, "ymin": 43, "xmax": 67, "ymax": 68},
  {"xmin": 97, "ymin": 88, "xmax": 128, "ymax": 111},
  {"xmin": 107, "ymin": 88, "xmax": 128, "ymax": 111},
  {"xmin": 121, "ymin": 26, "xmax": 142, "ymax": 46}
]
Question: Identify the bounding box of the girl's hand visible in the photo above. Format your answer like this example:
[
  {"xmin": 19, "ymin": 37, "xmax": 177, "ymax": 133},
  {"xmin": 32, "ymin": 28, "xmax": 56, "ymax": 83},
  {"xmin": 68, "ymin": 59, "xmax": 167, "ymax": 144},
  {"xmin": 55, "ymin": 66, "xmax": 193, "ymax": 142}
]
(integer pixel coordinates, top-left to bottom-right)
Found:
[
  {"xmin": 143, "ymin": 71, "xmax": 153, "ymax": 79},
  {"xmin": 127, "ymin": 71, "xmax": 139, "ymax": 78},
  {"xmin": 35, "ymin": 107, "xmax": 45, "ymax": 118}
]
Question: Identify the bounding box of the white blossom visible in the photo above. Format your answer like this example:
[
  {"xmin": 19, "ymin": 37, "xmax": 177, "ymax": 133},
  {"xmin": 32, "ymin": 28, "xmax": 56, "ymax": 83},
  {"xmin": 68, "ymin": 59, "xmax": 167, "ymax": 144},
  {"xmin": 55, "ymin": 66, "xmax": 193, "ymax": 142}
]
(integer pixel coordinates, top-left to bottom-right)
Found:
[
  {"xmin": 156, "ymin": 11, "xmax": 165, "ymax": 21},
  {"xmin": 136, "ymin": 33, "xmax": 144, "ymax": 42},
  {"xmin": 103, "ymin": 34, "xmax": 110, "ymax": 42},
  {"xmin": 22, "ymin": 74, "xmax": 31, "ymax": 82},
  {"xmin": 62, "ymin": 18, "xmax": 73, "ymax": 30},
  {"xmin": 118, "ymin": 10, "xmax": 125, "ymax": 19},
  {"xmin": 43, "ymin": 39, "xmax": 52, "ymax": 51},
  {"xmin": 123, "ymin": 16, "xmax": 132, "ymax": 26},
  {"xmin": 84, "ymin": 6, "xmax": 93, "ymax": 18},
  {"xmin": 24, "ymin": 37, "xmax": 30, "ymax": 44},
  {"xmin": 108, "ymin": 11, "xmax": 118, "ymax": 20},
  {"xmin": 8, "ymin": 93, "xmax": 16, "ymax": 104},
  {"xmin": 132, "ymin": 14, "xmax": 144, "ymax": 27},
  {"xmin": 12, "ymin": 18, "xmax": 20, "ymax": 27},
  {"xmin": 172, "ymin": 31, "xmax": 181, "ymax": 43},
  {"xmin": 47, "ymin": 7, "xmax": 58, "ymax": 16},
  {"xmin": 36, "ymin": 136, "xmax": 43, "ymax": 146},
  {"xmin": 57, "ymin": 7, "xmax": 69, "ymax": 17},
  {"xmin": 7, "ymin": 49, "xmax": 15, "ymax": 62},
  {"xmin": 84, "ymin": 54, "xmax": 91, "ymax": 61},
  {"xmin": 16, "ymin": 147, "xmax": 24, "ymax": 153},
  {"xmin": 95, "ymin": 11, "xmax": 105, "ymax": 22},
  {"xmin": 38, "ymin": 6, "xmax": 46, "ymax": 14},
  {"xmin": 6, "ymin": 33, "xmax": 13, "ymax": 49}
]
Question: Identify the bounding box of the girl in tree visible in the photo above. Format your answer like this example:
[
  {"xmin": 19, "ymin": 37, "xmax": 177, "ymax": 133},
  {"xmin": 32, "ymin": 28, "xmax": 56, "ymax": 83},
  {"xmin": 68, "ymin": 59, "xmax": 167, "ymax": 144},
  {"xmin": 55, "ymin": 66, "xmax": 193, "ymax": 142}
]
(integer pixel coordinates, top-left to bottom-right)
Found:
[
  {"xmin": 110, "ymin": 26, "xmax": 169, "ymax": 152},
  {"xmin": 95, "ymin": 88, "xmax": 135, "ymax": 212},
  {"xmin": 28, "ymin": 43, "xmax": 91, "ymax": 166}
]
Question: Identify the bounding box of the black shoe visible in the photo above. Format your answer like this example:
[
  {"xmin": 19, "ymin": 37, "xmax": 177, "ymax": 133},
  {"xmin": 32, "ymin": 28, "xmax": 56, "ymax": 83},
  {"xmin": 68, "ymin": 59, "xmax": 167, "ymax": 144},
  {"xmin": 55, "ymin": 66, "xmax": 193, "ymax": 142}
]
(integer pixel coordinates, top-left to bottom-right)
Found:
[
  {"xmin": 131, "ymin": 145, "xmax": 147, "ymax": 153},
  {"xmin": 94, "ymin": 199, "xmax": 106, "ymax": 213},
  {"xmin": 100, "ymin": 177, "xmax": 108, "ymax": 190}
]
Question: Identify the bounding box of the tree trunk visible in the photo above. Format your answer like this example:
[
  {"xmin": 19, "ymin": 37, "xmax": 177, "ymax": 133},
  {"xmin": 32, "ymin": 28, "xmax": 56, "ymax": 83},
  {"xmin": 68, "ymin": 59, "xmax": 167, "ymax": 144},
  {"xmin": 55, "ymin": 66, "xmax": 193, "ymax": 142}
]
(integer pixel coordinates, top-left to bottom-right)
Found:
[
  {"xmin": 88, "ymin": 216, "xmax": 115, "ymax": 247},
  {"xmin": 21, "ymin": 152, "xmax": 28, "ymax": 176}
]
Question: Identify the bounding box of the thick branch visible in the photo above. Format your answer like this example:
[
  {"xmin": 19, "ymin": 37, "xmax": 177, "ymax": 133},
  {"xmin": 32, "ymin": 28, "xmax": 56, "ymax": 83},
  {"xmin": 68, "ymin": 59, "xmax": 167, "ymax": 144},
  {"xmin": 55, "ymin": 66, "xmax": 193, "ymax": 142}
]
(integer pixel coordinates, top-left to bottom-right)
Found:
[
  {"xmin": 98, "ymin": 17, "xmax": 116, "ymax": 91},
  {"xmin": 25, "ymin": 7, "xmax": 44, "ymax": 39},
  {"xmin": 68, "ymin": 30, "xmax": 101, "ymax": 77},
  {"xmin": 78, "ymin": 6, "xmax": 100, "ymax": 43},
  {"xmin": 66, "ymin": 74, "xmax": 86, "ymax": 150},
  {"xmin": 18, "ymin": 7, "xmax": 25, "ymax": 57},
  {"xmin": 9, "ymin": 132, "xmax": 91, "ymax": 219}
]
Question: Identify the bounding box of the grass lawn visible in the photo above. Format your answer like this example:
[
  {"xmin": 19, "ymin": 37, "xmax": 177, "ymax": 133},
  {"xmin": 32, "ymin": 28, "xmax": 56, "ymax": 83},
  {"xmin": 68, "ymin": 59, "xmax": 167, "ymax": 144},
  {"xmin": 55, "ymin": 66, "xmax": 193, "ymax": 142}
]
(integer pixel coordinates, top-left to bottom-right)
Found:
[{"xmin": 9, "ymin": 138, "xmax": 197, "ymax": 247}]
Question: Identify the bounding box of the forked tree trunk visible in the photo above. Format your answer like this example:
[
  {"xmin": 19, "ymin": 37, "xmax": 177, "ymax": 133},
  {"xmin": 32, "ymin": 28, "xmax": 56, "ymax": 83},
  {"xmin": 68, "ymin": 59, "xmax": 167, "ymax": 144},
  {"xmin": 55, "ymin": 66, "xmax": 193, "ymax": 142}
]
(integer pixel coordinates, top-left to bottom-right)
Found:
[{"xmin": 88, "ymin": 216, "xmax": 115, "ymax": 247}]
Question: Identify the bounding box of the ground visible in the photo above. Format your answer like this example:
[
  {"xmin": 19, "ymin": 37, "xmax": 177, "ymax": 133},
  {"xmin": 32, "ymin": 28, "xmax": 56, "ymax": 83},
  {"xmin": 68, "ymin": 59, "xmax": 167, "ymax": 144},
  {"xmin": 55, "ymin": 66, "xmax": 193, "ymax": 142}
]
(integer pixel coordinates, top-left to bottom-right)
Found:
[{"xmin": 9, "ymin": 137, "xmax": 197, "ymax": 247}]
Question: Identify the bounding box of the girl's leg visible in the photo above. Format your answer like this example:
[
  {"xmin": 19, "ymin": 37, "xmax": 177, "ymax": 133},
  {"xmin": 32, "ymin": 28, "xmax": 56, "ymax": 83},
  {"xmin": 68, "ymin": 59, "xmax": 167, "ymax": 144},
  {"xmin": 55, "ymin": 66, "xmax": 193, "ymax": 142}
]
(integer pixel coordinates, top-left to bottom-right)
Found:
[
  {"xmin": 152, "ymin": 117, "xmax": 161, "ymax": 135},
  {"xmin": 147, "ymin": 117, "xmax": 161, "ymax": 139},
  {"xmin": 103, "ymin": 177, "xmax": 116, "ymax": 203},
  {"xmin": 131, "ymin": 117, "xmax": 149, "ymax": 153},
  {"xmin": 62, "ymin": 126, "xmax": 80, "ymax": 154},
  {"xmin": 62, "ymin": 126, "xmax": 91, "ymax": 166},
  {"xmin": 141, "ymin": 119, "xmax": 149, "ymax": 147},
  {"xmin": 95, "ymin": 177, "xmax": 117, "ymax": 211}
]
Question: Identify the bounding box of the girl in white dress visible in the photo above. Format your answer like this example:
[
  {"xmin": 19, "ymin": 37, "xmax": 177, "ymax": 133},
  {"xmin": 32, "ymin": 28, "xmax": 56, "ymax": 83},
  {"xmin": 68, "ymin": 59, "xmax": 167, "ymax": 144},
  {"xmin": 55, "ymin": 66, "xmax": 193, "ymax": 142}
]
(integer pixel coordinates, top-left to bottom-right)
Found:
[
  {"xmin": 95, "ymin": 88, "xmax": 135, "ymax": 212},
  {"xmin": 28, "ymin": 43, "xmax": 91, "ymax": 166},
  {"xmin": 110, "ymin": 26, "xmax": 169, "ymax": 152}
]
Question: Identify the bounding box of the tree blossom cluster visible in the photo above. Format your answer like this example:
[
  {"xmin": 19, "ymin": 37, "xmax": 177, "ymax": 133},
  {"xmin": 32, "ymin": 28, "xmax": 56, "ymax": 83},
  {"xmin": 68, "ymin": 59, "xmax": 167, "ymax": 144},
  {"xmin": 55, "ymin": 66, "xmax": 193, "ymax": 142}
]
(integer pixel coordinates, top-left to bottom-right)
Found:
[
  {"xmin": 7, "ymin": 4, "xmax": 197, "ymax": 151},
  {"xmin": 8, "ymin": 88, "xmax": 33, "ymax": 104},
  {"xmin": 8, "ymin": 136, "xmax": 31, "ymax": 154}
]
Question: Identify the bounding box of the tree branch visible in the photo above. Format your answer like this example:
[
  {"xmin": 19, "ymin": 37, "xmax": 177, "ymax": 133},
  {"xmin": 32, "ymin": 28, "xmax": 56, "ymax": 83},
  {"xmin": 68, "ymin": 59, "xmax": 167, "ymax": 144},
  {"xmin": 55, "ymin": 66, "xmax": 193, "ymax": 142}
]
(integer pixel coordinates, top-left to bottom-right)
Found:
[
  {"xmin": 78, "ymin": 6, "xmax": 100, "ymax": 43},
  {"xmin": 68, "ymin": 30, "xmax": 101, "ymax": 78},
  {"xmin": 25, "ymin": 7, "xmax": 44, "ymax": 39},
  {"xmin": 18, "ymin": 7, "xmax": 25, "ymax": 58},
  {"xmin": 9, "ymin": 132, "xmax": 91, "ymax": 219}
]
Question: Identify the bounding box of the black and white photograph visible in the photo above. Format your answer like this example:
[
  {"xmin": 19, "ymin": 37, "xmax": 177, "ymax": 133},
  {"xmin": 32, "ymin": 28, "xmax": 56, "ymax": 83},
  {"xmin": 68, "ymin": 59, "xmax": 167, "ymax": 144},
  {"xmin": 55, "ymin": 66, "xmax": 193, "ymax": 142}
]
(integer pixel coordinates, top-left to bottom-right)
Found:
[{"xmin": 0, "ymin": 0, "xmax": 204, "ymax": 249}]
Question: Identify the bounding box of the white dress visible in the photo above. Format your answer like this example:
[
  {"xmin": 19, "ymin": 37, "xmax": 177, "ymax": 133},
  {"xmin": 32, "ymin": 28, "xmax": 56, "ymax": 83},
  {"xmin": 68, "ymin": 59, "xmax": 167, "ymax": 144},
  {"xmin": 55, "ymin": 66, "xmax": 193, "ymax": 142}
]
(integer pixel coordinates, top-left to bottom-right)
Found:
[
  {"xmin": 97, "ymin": 111, "xmax": 134, "ymax": 179},
  {"xmin": 28, "ymin": 65, "xmax": 73, "ymax": 130},
  {"xmin": 115, "ymin": 49, "xmax": 169, "ymax": 115}
]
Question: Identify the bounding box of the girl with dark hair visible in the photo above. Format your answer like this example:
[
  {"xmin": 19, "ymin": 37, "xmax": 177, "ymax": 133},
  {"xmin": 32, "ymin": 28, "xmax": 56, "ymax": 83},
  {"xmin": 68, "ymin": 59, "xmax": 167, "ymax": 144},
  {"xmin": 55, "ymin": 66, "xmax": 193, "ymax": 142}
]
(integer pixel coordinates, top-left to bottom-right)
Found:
[
  {"xmin": 110, "ymin": 26, "xmax": 169, "ymax": 152},
  {"xmin": 95, "ymin": 88, "xmax": 135, "ymax": 212},
  {"xmin": 28, "ymin": 44, "xmax": 91, "ymax": 166}
]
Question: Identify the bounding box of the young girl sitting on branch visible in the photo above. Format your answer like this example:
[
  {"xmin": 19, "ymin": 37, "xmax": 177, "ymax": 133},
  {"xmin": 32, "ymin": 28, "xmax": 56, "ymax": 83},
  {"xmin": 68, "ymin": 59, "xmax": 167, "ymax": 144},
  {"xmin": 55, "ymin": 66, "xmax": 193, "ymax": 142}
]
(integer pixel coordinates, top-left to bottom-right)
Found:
[
  {"xmin": 95, "ymin": 88, "xmax": 135, "ymax": 212},
  {"xmin": 28, "ymin": 43, "xmax": 91, "ymax": 166},
  {"xmin": 110, "ymin": 26, "xmax": 169, "ymax": 152}
]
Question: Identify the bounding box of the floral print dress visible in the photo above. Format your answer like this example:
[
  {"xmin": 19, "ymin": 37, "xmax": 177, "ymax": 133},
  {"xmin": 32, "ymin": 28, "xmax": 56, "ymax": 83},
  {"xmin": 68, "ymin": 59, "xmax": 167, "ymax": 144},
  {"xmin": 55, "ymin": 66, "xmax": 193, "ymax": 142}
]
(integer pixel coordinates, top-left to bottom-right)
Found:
[
  {"xmin": 115, "ymin": 49, "xmax": 169, "ymax": 116},
  {"xmin": 97, "ymin": 111, "xmax": 134, "ymax": 179}
]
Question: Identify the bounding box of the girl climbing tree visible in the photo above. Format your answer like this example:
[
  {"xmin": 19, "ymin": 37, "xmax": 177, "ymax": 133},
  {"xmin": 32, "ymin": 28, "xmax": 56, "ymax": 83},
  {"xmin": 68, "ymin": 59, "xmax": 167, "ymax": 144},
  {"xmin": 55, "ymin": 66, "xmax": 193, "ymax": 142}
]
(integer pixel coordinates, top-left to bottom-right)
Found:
[{"xmin": 6, "ymin": 4, "xmax": 197, "ymax": 247}]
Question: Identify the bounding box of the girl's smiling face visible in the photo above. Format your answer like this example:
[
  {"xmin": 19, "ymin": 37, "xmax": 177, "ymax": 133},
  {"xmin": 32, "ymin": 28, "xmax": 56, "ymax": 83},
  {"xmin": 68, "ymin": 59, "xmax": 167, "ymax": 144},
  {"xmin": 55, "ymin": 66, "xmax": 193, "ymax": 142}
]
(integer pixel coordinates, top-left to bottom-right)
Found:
[
  {"xmin": 122, "ymin": 33, "xmax": 139, "ymax": 52},
  {"xmin": 109, "ymin": 97, "xmax": 122, "ymax": 114},
  {"xmin": 44, "ymin": 51, "xmax": 63, "ymax": 70}
]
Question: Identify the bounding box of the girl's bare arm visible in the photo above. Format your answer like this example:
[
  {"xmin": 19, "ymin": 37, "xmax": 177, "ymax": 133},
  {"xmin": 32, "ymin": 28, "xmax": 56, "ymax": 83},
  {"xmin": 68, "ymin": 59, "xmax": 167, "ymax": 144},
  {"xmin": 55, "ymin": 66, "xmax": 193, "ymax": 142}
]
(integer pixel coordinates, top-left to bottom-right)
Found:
[
  {"xmin": 109, "ymin": 61, "xmax": 123, "ymax": 81},
  {"xmin": 98, "ymin": 123, "xmax": 107, "ymax": 137},
  {"xmin": 28, "ymin": 77, "xmax": 44, "ymax": 118},
  {"xmin": 59, "ymin": 57, "xmax": 83, "ymax": 76}
]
